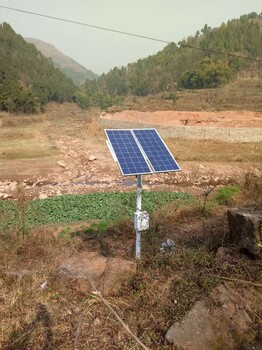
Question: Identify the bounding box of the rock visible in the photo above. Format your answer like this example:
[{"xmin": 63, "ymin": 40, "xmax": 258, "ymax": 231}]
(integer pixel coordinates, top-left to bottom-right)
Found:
[
  {"xmin": 212, "ymin": 285, "xmax": 252, "ymax": 330},
  {"xmin": 89, "ymin": 155, "xmax": 96, "ymax": 161},
  {"xmin": 53, "ymin": 252, "xmax": 136, "ymax": 296},
  {"xmin": 227, "ymin": 208, "xmax": 262, "ymax": 258},
  {"xmin": 74, "ymin": 175, "xmax": 87, "ymax": 182},
  {"xmin": 214, "ymin": 247, "xmax": 233, "ymax": 267},
  {"xmin": 0, "ymin": 193, "xmax": 11, "ymax": 199},
  {"xmin": 165, "ymin": 284, "xmax": 253, "ymax": 350},
  {"xmin": 166, "ymin": 301, "xmax": 219, "ymax": 349},
  {"xmin": 9, "ymin": 181, "xmax": 17, "ymax": 191},
  {"xmin": 57, "ymin": 160, "xmax": 66, "ymax": 168},
  {"xmin": 39, "ymin": 193, "xmax": 48, "ymax": 200}
]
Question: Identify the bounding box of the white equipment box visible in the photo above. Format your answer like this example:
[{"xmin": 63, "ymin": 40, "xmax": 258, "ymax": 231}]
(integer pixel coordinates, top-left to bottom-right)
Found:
[{"xmin": 134, "ymin": 211, "xmax": 149, "ymax": 231}]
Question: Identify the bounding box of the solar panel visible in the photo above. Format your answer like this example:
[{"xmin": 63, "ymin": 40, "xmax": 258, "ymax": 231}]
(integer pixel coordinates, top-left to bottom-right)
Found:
[
  {"xmin": 105, "ymin": 129, "xmax": 152, "ymax": 176},
  {"xmin": 105, "ymin": 128, "xmax": 181, "ymax": 176},
  {"xmin": 133, "ymin": 129, "xmax": 180, "ymax": 173}
]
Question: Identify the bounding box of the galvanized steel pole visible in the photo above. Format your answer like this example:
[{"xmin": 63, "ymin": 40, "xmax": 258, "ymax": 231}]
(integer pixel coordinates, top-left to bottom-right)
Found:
[{"xmin": 135, "ymin": 175, "xmax": 142, "ymax": 259}]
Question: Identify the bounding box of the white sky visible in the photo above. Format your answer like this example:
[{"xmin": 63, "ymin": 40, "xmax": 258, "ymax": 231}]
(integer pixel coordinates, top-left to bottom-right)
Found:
[{"xmin": 0, "ymin": 0, "xmax": 261, "ymax": 74}]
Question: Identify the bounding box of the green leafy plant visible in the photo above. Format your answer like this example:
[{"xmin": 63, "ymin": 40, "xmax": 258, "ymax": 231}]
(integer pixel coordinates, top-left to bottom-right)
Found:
[{"xmin": 0, "ymin": 191, "xmax": 191, "ymax": 232}]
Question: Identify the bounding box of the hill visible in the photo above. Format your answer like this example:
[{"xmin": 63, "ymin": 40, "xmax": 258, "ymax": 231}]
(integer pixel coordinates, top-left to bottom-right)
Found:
[
  {"xmin": 0, "ymin": 23, "xmax": 77, "ymax": 113},
  {"xmin": 25, "ymin": 38, "xmax": 98, "ymax": 86},
  {"xmin": 82, "ymin": 12, "xmax": 262, "ymax": 108}
]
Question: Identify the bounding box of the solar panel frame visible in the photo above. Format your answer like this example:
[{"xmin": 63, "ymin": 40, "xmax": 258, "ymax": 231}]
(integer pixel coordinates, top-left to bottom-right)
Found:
[
  {"xmin": 105, "ymin": 129, "xmax": 153, "ymax": 176},
  {"xmin": 133, "ymin": 128, "xmax": 181, "ymax": 173}
]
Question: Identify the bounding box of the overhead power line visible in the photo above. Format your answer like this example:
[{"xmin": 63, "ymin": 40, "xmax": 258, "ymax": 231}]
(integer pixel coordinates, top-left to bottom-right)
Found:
[
  {"xmin": 1, "ymin": 4, "xmax": 262, "ymax": 63},
  {"xmin": 0, "ymin": 5, "xmax": 169, "ymax": 44}
]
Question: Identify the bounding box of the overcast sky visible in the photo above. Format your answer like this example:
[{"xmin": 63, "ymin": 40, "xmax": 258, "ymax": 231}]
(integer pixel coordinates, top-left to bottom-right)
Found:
[{"xmin": 0, "ymin": 1, "xmax": 261, "ymax": 74}]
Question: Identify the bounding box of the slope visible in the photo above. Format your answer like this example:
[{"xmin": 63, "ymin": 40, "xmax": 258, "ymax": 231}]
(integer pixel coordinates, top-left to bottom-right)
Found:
[
  {"xmin": 0, "ymin": 23, "xmax": 77, "ymax": 113},
  {"xmin": 26, "ymin": 38, "xmax": 98, "ymax": 86},
  {"xmin": 91, "ymin": 13, "xmax": 262, "ymax": 98}
]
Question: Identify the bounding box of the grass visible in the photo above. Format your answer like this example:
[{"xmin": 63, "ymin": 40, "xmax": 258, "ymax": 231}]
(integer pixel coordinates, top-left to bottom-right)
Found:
[
  {"xmin": 0, "ymin": 173, "xmax": 261, "ymax": 348},
  {"xmin": 0, "ymin": 124, "xmax": 59, "ymax": 160},
  {"xmin": 240, "ymin": 167, "xmax": 262, "ymax": 208},
  {"xmin": 0, "ymin": 103, "xmax": 94, "ymax": 161},
  {"xmin": 110, "ymin": 66, "xmax": 262, "ymax": 113},
  {"xmin": 0, "ymin": 96, "xmax": 262, "ymax": 348},
  {"xmin": 215, "ymin": 185, "xmax": 240, "ymax": 205},
  {"xmin": 167, "ymin": 139, "xmax": 262, "ymax": 163},
  {"xmin": 0, "ymin": 198, "xmax": 261, "ymax": 349}
]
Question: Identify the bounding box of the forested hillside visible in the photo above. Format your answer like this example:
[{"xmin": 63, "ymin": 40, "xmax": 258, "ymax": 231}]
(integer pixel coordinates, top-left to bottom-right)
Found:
[
  {"xmin": 25, "ymin": 38, "xmax": 98, "ymax": 86},
  {"xmin": 1, "ymin": 13, "xmax": 262, "ymax": 114},
  {"xmin": 81, "ymin": 13, "xmax": 262, "ymax": 100},
  {"xmin": 0, "ymin": 23, "xmax": 76, "ymax": 113}
]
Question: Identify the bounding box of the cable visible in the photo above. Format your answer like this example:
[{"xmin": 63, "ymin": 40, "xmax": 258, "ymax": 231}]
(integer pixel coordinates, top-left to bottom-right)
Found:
[
  {"xmin": 1, "ymin": 4, "xmax": 262, "ymax": 63},
  {"xmin": 0, "ymin": 5, "xmax": 169, "ymax": 44},
  {"xmin": 179, "ymin": 43, "xmax": 262, "ymax": 62}
]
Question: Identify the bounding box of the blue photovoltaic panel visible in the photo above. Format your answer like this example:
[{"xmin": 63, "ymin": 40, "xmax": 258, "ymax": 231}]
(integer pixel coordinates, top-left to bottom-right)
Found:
[
  {"xmin": 105, "ymin": 129, "xmax": 152, "ymax": 176},
  {"xmin": 133, "ymin": 129, "xmax": 180, "ymax": 173}
]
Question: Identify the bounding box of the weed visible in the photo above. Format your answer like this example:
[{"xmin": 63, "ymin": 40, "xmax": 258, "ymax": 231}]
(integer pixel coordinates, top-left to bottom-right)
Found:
[
  {"xmin": 84, "ymin": 220, "xmax": 111, "ymax": 235},
  {"xmin": 215, "ymin": 184, "xmax": 240, "ymax": 205},
  {"xmin": 58, "ymin": 226, "xmax": 72, "ymax": 240}
]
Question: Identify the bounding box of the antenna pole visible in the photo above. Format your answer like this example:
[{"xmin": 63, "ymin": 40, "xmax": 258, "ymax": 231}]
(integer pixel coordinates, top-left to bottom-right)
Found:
[{"xmin": 135, "ymin": 175, "xmax": 142, "ymax": 259}]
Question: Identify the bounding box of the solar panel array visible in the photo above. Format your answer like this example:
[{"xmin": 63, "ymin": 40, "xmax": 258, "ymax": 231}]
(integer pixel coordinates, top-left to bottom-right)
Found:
[{"xmin": 105, "ymin": 128, "xmax": 181, "ymax": 176}]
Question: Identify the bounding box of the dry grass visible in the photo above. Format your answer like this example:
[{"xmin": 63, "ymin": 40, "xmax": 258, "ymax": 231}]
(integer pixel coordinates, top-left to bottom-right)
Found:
[
  {"xmin": 0, "ymin": 192, "xmax": 261, "ymax": 349},
  {"xmin": 238, "ymin": 166, "xmax": 262, "ymax": 208},
  {"xmin": 167, "ymin": 139, "xmax": 262, "ymax": 163},
  {"xmin": 0, "ymin": 103, "xmax": 95, "ymax": 161},
  {"xmin": 0, "ymin": 114, "xmax": 58, "ymax": 160},
  {"xmin": 108, "ymin": 65, "xmax": 262, "ymax": 113},
  {"xmin": 0, "ymin": 98, "xmax": 262, "ymax": 348}
]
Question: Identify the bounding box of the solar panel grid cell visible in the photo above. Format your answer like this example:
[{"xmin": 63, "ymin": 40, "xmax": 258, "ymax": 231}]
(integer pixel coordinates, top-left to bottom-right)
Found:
[
  {"xmin": 133, "ymin": 129, "xmax": 180, "ymax": 173},
  {"xmin": 105, "ymin": 130, "xmax": 152, "ymax": 176}
]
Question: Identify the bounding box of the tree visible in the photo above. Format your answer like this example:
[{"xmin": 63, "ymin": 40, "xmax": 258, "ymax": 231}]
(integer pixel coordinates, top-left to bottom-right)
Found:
[
  {"xmin": 180, "ymin": 58, "xmax": 233, "ymax": 89},
  {"xmin": 0, "ymin": 23, "xmax": 76, "ymax": 113}
]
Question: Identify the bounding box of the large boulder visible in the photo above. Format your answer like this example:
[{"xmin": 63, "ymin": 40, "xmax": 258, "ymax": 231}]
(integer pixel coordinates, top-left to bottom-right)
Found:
[
  {"xmin": 53, "ymin": 252, "xmax": 136, "ymax": 296},
  {"xmin": 165, "ymin": 284, "xmax": 254, "ymax": 350},
  {"xmin": 227, "ymin": 207, "xmax": 262, "ymax": 258}
]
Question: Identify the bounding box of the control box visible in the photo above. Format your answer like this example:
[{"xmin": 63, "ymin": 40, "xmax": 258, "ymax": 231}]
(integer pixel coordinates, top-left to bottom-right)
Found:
[{"xmin": 134, "ymin": 211, "xmax": 149, "ymax": 231}]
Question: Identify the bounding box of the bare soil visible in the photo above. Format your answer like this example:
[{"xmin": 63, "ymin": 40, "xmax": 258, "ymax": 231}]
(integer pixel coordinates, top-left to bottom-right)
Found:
[
  {"xmin": 0, "ymin": 103, "xmax": 262, "ymax": 199},
  {"xmin": 102, "ymin": 109, "xmax": 262, "ymax": 127}
]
